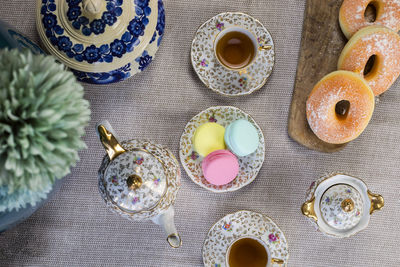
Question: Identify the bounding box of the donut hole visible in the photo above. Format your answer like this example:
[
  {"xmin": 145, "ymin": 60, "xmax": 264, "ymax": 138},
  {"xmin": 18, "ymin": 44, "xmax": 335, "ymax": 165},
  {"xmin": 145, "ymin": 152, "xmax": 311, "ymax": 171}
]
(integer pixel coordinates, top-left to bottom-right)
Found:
[
  {"xmin": 364, "ymin": 2, "xmax": 378, "ymax": 22},
  {"xmin": 335, "ymin": 100, "xmax": 351, "ymax": 119},
  {"xmin": 364, "ymin": 54, "xmax": 377, "ymax": 77}
]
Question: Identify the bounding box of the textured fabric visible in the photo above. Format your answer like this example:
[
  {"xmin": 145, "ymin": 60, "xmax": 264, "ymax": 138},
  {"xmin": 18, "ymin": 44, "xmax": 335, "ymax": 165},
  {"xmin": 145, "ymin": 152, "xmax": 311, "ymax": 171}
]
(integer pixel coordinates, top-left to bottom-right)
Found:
[{"xmin": 1, "ymin": 1, "xmax": 399, "ymax": 266}]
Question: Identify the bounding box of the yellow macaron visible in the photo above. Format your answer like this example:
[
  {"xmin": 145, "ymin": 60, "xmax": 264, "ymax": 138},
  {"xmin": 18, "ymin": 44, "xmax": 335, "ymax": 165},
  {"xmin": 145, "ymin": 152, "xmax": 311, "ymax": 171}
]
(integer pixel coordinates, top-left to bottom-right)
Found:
[{"xmin": 193, "ymin": 122, "xmax": 226, "ymax": 157}]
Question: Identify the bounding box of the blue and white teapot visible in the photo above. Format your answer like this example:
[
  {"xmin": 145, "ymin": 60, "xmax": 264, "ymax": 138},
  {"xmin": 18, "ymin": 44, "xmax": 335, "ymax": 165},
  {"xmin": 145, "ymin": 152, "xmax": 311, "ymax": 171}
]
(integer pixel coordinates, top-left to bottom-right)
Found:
[{"xmin": 36, "ymin": 0, "xmax": 165, "ymax": 84}]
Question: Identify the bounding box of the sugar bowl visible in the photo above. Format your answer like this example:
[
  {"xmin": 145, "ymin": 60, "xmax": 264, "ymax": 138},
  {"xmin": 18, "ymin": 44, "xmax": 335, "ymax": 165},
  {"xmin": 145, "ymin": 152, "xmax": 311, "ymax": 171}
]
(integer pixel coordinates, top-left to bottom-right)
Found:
[
  {"xmin": 96, "ymin": 121, "xmax": 182, "ymax": 247},
  {"xmin": 301, "ymin": 173, "xmax": 384, "ymax": 238}
]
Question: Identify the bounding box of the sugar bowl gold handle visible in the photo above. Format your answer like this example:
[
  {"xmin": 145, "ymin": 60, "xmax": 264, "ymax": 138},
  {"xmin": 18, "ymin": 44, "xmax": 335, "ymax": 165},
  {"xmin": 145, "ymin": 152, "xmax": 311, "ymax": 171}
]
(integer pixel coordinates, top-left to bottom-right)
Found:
[
  {"xmin": 301, "ymin": 196, "xmax": 317, "ymax": 221},
  {"xmin": 367, "ymin": 190, "xmax": 384, "ymax": 214}
]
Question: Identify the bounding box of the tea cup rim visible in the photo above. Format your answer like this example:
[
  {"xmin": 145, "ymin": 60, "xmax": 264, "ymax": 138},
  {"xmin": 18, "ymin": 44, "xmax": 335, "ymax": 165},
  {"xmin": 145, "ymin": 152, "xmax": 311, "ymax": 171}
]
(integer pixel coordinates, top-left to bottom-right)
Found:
[
  {"xmin": 213, "ymin": 25, "xmax": 259, "ymax": 72},
  {"xmin": 225, "ymin": 235, "xmax": 271, "ymax": 267}
]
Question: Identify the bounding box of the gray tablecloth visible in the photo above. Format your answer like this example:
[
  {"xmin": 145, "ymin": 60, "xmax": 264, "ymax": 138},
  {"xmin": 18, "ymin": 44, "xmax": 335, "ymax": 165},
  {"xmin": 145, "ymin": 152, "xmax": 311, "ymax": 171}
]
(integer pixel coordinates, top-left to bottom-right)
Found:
[{"xmin": 1, "ymin": 1, "xmax": 399, "ymax": 266}]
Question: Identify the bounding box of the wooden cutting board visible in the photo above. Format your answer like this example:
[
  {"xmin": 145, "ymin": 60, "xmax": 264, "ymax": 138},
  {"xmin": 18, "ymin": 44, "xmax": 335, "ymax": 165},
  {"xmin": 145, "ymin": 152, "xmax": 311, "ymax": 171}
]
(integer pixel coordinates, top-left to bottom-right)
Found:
[{"xmin": 288, "ymin": 0, "xmax": 348, "ymax": 152}]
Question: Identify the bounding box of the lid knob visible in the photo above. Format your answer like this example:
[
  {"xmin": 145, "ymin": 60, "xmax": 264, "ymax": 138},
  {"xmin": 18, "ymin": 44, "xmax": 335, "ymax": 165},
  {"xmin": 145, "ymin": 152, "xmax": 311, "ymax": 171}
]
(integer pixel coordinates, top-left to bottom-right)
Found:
[
  {"xmin": 127, "ymin": 174, "xmax": 143, "ymax": 190},
  {"xmin": 83, "ymin": 0, "xmax": 104, "ymax": 16},
  {"xmin": 341, "ymin": 198, "xmax": 355, "ymax": 213}
]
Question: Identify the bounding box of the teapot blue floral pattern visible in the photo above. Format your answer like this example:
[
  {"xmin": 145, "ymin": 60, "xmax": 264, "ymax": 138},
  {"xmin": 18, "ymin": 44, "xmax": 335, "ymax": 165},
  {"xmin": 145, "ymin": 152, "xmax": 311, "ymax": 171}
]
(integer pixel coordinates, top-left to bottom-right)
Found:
[
  {"xmin": 37, "ymin": 0, "xmax": 165, "ymax": 84},
  {"xmin": 41, "ymin": 0, "xmax": 151, "ymax": 64}
]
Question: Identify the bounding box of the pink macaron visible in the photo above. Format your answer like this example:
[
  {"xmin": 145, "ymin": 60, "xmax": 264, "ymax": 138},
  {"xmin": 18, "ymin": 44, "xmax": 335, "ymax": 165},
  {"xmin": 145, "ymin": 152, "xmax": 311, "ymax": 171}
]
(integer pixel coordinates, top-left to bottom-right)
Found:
[{"xmin": 201, "ymin": 149, "xmax": 239, "ymax": 186}]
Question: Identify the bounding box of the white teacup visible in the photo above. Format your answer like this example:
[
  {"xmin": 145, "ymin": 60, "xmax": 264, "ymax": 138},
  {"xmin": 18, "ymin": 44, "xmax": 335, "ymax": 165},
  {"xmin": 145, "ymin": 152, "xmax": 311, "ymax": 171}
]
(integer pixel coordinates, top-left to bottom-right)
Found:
[
  {"xmin": 214, "ymin": 26, "xmax": 272, "ymax": 76},
  {"xmin": 225, "ymin": 236, "xmax": 284, "ymax": 267}
]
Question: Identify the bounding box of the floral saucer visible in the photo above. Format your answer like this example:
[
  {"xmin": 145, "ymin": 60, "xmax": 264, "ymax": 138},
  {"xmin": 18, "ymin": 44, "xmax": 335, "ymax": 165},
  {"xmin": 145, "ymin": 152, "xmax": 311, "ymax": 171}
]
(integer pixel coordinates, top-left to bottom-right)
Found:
[
  {"xmin": 191, "ymin": 12, "xmax": 275, "ymax": 96},
  {"xmin": 203, "ymin": 210, "xmax": 289, "ymax": 267},
  {"xmin": 179, "ymin": 106, "xmax": 265, "ymax": 192}
]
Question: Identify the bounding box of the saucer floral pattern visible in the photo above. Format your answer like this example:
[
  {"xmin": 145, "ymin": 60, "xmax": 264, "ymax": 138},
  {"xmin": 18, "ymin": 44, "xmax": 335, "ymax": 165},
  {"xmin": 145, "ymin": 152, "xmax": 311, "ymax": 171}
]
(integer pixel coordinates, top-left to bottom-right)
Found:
[
  {"xmin": 191, "ymin": 12, "xmax": 275, "ymax": 96},
  {"xmin": 203, "ymin": 211, "xmax": 289, "ymax": 267},
  {"xmin": 179, "ymin": 106, "xmax": 265, "ymax": 193}
]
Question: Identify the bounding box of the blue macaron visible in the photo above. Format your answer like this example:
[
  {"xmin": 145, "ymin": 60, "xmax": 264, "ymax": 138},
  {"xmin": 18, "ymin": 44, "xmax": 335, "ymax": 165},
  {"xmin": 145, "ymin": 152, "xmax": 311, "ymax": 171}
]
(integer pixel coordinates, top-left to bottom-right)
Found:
[{"xmin": 224, "ymin": 119, "xmax": 259, "ymax": 157}]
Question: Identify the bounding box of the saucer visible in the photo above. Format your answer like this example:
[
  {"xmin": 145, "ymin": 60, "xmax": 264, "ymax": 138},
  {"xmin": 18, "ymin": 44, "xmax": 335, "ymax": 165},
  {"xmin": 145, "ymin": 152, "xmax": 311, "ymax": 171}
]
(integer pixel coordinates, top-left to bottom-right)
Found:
[
  {"xmin": 203, "ymin": 210, "xmax": 289, "ymax": 267},
  {"xmin": 179, "ymin": 106, "xmax": 265, "ymax": 192},
  {"xmin": 191, "ymin": 12, "xmax": 275, "ymax": 96}
]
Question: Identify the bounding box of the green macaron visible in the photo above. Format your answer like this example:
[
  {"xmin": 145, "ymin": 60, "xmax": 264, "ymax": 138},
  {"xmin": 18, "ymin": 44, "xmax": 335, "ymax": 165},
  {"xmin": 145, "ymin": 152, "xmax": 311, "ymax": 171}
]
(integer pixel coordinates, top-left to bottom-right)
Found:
[{"xmin": 224, "ymin": 119, "xmax": 259, "ymax": 157}]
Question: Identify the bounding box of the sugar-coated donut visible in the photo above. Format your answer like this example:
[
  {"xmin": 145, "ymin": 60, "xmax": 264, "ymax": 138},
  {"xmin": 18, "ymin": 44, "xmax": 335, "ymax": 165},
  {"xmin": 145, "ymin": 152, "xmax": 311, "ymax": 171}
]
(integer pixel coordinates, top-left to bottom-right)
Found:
[
  {"xmin": 339, "ymin": 0, "xmax": 400, "ymax": 39},
  {"xmin": 306, "ymin": 71, "xmax": 375, "ymax": 144},
  {"xmin": 338, "ymin": 26, "xmax": 400, "ymax": 96}
]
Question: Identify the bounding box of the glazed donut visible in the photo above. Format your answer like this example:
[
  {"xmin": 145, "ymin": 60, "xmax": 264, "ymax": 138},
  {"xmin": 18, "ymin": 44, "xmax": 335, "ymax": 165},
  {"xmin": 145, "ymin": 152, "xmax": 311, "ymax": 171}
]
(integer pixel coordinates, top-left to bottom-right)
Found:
[
  {"xmin": 338, "ymin": 26, "xmax": 400, "ymax": 96},
  {"xmin": 306, "ymin": 71, "xmax": 375, "ymax": 144},
  {"xmin": 339, "ymin": 0, "xmax": 400, "ymax": 39}
]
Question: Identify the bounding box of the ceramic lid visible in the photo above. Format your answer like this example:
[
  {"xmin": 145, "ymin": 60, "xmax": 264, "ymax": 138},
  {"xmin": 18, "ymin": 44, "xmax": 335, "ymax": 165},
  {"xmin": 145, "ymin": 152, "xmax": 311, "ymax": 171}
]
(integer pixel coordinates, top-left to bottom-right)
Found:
[
  {"xmin": 36, "ymin": 0, "xmax": 158, "ymax": 72},
  {"xmin": 320, "ymin": 184, "xmax": 364, "ymax": 230},
  {"xmin": 102, "ymin": 149, "xmax": 167, "ymax": 213},
  {"xmin": 302, "ymin": 173, "xmax": 384, "ymax": 238}
]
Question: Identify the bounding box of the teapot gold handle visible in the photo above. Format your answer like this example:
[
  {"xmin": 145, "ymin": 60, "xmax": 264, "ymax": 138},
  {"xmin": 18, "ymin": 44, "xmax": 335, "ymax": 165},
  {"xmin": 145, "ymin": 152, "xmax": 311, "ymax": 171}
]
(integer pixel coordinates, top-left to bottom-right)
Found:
[
  {"xmin": 367, "ymin": 190, "xmax": 384, "ymax": 214},
  {"xmin": 301, "ymin": 196, "xmax": 317, "ymax": 221},
  {"xmin": 96, "ymin": 121, "xmax": 126, "ymax": 161}
]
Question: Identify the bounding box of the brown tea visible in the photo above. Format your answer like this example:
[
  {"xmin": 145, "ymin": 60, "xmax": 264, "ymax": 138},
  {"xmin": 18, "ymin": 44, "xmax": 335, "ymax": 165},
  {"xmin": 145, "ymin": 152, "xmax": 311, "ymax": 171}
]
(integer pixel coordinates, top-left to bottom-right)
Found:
[
  {"xmin": 228, "ymin": 238, "xmax": 268, "ymax": 267},
  {"xmin": 216, "ymin": 31, "xmax": 256, "ymax": 69}
]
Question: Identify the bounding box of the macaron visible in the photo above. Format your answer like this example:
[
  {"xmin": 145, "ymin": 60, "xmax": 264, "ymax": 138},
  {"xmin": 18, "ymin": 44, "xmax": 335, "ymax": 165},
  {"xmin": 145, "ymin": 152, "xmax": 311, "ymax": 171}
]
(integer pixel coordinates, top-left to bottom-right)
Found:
[
  {"xmin": 193, "ymin": 122, "xmax": 226, "ymax": 157},
  {"xmin": 224, "ymin": 119, "xmax": 259, "ymax": 157},
  {"xmin": 201, "ymin": 149, "xmax": 239, "ymax": 185}
]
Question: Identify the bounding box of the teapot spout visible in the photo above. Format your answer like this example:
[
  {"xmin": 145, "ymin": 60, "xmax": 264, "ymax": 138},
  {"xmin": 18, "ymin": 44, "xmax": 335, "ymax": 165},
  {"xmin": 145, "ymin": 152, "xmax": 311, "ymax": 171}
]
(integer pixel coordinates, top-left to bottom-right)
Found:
[
  {"xmin": 151, "ymin": 206, "xmax": 182, "ymax": 248},
  {"xmin": 95, "ymin": 120, "xmax": 126, "ymax": 161}
]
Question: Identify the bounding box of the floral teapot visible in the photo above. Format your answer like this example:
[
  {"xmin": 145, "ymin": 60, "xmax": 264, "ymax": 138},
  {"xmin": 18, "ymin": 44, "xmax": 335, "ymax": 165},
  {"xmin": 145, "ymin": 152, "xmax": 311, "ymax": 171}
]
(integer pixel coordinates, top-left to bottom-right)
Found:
[{"xmin": 96, "ymin": 121, "xmax": 182, "ymax": 248}]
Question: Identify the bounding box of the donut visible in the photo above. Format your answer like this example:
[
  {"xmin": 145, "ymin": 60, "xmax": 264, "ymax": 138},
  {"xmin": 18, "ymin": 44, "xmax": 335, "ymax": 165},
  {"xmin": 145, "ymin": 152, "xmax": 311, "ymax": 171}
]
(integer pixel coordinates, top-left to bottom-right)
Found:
[
  {"xmin": 338, "ymin": 25, "xmax": 400, "ymax": 96},
  {"xmin": 306, "ymin": 71, "xmax": 375, "ymax": 144},
  {"xmin": 339, "ymin": 0, "xmax": 400, "ymax": 39}
]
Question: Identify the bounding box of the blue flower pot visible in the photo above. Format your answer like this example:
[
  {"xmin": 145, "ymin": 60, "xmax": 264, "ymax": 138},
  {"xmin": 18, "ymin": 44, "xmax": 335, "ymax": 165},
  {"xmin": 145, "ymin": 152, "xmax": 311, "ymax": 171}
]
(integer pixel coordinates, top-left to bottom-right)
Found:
[
  {"xmin": 0, "ymin": 19, "xmax": 61, "ymax": 234},
  {"xmin": 0, "ymin": 20, "xmax": 42, "ymax": 53},
  {"xmin": 0, "ymin": 179, "xmax": 63, "ymax": 233}
]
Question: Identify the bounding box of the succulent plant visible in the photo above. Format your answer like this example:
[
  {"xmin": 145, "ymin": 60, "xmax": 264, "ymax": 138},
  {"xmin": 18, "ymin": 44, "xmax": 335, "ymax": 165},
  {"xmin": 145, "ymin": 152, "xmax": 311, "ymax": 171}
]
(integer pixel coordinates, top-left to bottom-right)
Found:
[{"xmin": 0, "ymin": 49, "xmax": 90, "ymax": 212}]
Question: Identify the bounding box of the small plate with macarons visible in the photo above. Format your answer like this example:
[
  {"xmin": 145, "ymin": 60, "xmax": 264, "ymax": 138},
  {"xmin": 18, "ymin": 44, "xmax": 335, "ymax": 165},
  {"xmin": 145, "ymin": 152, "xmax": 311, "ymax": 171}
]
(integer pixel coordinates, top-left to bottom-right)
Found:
[{"xmin": 179, "ymin": 106, "xmax": 265, "ymax": 192}]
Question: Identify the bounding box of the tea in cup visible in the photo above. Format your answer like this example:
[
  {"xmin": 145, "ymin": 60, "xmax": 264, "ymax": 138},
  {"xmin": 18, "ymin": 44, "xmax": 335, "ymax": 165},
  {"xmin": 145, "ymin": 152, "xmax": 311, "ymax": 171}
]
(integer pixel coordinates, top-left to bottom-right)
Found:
[
  {"xmin": 214, "ymin": 26, "xmax": 271, "ymax": 73},
  {"xmin": 226, "ymin": 236, "xmax": 284, "ymax": 267}
]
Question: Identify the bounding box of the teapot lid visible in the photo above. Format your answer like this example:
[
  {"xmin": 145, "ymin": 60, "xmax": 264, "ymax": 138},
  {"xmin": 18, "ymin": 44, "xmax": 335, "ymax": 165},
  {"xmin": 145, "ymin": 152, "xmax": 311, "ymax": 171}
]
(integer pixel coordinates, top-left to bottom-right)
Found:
[
  {"xmin": 36, "ymin": 0, "xmax": 157, "ymax": 72},
  {"xmin": 102, "ymin": 148, "xmax": 167, "ymax": 213},
  {"xmin": 320, "ymin": 184, "xmax": 364, "ymax": 230}
]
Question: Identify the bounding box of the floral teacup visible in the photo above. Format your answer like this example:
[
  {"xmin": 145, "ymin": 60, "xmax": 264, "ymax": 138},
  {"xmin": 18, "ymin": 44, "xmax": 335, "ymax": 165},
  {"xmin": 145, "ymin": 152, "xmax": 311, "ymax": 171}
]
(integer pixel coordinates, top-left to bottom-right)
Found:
[
  {"xmin": 225, "ymin": 236, "xmax": 284, "ymax": 267},
  {"xmin": 203, "ymin": 210, "xmax": 289, "ymax": 267},
  {"xmin": 214, "ymin": 26, "xmax": 272, "ymax": 78}
]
